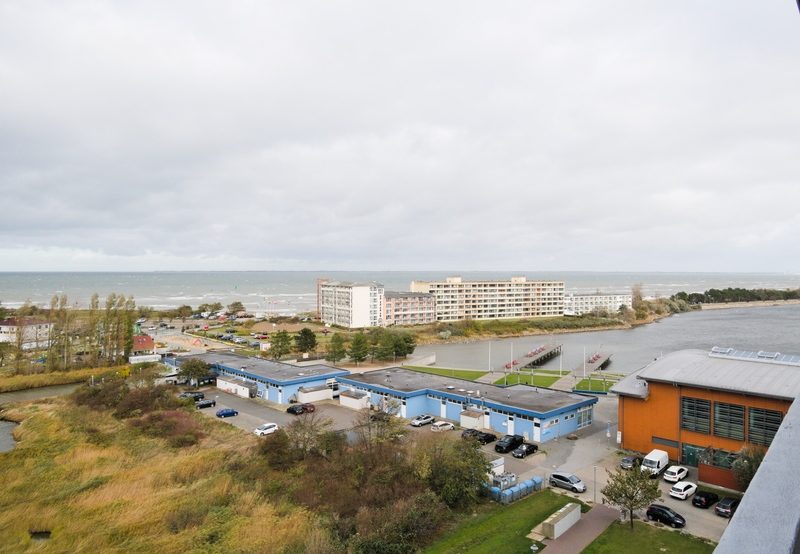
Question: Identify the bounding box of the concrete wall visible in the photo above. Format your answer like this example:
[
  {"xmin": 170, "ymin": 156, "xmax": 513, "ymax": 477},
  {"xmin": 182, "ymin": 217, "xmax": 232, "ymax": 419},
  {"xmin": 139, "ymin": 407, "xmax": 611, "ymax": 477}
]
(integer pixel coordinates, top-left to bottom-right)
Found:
[
  {"xmin": 298, "ymin": 388, "xmax": 333, "ymax": 403},
  {"xmin": 340, "ymin": 394, "xmax": 370, "ymax": 410}
]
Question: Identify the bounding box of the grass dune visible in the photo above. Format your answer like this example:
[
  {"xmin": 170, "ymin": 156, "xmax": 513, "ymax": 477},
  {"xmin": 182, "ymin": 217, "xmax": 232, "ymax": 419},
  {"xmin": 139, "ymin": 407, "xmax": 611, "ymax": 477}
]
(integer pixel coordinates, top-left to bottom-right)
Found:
[{"xmin": 0, "ymin": 399, "xmax": 315, "ymax": 553}]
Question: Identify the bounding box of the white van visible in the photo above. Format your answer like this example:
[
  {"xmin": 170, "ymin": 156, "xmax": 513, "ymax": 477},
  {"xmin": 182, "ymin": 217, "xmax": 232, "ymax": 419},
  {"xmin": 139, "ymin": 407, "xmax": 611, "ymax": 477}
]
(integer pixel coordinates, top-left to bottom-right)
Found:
[{"xmin": 640, "ymin": 449, "xmax": 669, "ymax": 477}]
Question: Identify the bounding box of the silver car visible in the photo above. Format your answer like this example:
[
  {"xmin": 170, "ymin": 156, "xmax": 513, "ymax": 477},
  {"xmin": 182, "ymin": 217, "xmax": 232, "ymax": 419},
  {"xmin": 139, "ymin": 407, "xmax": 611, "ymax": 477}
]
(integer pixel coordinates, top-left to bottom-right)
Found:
[{"xmin": 549, "ymin": 471, "xmax": 586, "ymax": 493}]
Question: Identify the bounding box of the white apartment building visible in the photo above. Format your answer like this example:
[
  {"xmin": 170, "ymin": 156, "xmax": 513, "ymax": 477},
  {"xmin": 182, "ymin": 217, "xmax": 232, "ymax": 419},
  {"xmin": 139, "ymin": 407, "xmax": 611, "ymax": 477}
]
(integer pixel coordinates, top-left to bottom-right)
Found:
[
  {"xmin": 563, "ymin": 293, "xmax": 633, "ymax": 316},
  {"xmin": 0, "ymin": 318, "xmax": 54, "ymax": 350},
  {"xmin": 410, "ymin": 276, "xmax": 564, "ymax": 322},
  {"xmin": 384, "ymin": 292, "xmax": 436, "ymax": 326},
  {"xmin": 318, "ymin": 281, "xmax": 384, "ymax": 328}
]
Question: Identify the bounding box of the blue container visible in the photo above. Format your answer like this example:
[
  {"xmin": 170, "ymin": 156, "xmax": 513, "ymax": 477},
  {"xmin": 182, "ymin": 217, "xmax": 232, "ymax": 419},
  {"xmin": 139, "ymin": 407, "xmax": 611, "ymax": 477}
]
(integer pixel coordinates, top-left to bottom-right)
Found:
[
  {"xmin": 522, "ymin": 479, "xmax": 533, "ymax": 496},
  {"xmin": 530, "ymin": 476, "xmax": 543, "ymax": 492},
  {"xmin": 500, "ymin": 489, "xmax": 513, "ymax": 504},
  {"xmin": 489, "ymin": 486, "xmax": 501, "ymax": 502},
  {"xmin": 512, "ymin": 484, "xmax": 525, "ymax": 501}
]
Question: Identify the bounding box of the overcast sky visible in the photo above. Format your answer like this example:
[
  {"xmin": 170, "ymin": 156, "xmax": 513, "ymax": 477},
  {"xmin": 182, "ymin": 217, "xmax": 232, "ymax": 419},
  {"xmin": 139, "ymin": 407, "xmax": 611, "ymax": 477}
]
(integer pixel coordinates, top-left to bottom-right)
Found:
[{"xmin": 1, "ymin": 1, "xmax": 798, "ymax": 272}]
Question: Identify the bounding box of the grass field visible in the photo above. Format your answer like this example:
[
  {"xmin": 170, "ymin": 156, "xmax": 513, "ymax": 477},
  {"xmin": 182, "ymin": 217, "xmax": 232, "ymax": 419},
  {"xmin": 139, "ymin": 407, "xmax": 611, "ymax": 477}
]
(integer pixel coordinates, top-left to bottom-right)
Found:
[
  {"xmin": 424, "ymin": 490, "xmax": 585, "ymax": 554},
  {"xmin": 0, "ymin": 367, "xmax": 121, "ymax": 393},
  {"xmin": 573, "ymin": 377, "xmax": 617, "ymax": 392},
  {"xmin": 494, "ymin": 373, "xmax": 562, "ymax": 388},
  {"xmin": 403, "ymin": 365, "xmax": 488, "ymax": 381},
  {"xmin": 583, "ymin": 521, "xmax": 716, "ymax": 553},
  {"xmin": 0, "ymin": 398, "xmax": 314, "ymax": 553}
]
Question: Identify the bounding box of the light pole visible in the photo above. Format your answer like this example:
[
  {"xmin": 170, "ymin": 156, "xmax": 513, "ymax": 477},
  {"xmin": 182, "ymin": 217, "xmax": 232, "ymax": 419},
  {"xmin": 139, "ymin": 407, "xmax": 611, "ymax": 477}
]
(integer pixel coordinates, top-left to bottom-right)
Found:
[{"xmin": 593, "ymin": 465, "xmax": 598, "ymax": 504}]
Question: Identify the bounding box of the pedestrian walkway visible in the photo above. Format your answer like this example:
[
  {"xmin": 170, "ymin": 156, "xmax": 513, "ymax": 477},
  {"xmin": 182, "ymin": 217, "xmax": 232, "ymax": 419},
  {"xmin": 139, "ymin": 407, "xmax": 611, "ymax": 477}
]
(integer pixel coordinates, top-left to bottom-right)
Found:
[
  {"xmin": 548, "ymin": 371, "xmax": 578, "ymax": 392},
  {"xmin": 476, "ymin": 371, "xmax": 506, "ymax": 384},
  {"xmin": 538, "ymin": 504, "xmax": 619, "ymax": 553}
]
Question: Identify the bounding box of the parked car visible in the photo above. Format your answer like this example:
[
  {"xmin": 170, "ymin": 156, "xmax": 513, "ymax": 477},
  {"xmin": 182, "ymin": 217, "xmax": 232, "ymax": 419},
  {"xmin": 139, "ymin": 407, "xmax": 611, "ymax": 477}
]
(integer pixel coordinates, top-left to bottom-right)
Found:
[
  {"xmin": 249, "ymin": 341, "xmax": 261, "ymax": 348},
  {"xmin": 511, "ymin": 443, "xmax": 539, "ymax": 458},
  {"xmin": 286, "ymin": 403, "xmax": 315, "ymax": 415},
  {"xmin": 215, "ymin": 408, "xmax": 238, "ymax": 418},
  {"xmin": 495, "ymin": 434, "xmax": 525, "ymax": 453},
  {"xmin": 692, "ymin": 490, "xmax": 720, "ymax": 509},
  {"xmin": 233, "ymin": 337, "xmax": 247, "ymax": 344},
  {"xmin": 461, "ymin": 428, "xmax": 497, "ymax": 444},
  {"xmin": 663, "ymin": 465, "xmax": 689, "ymax": 483},
  {"xmin": 549, "ymin": 472, "xmax": 586, "ymax": 493},
  {"xmin": 410, "ymin": 414, "xmax": 435, "ymax": 427},
  {"xmin": 619, "ymin": 455, "xmax": 643, "ymax": 470},
  {"xmin": 179, "ymin": 391, "xmax": 204, "ymax": 401},
  {"xmin": 669, "ymin": 481, "xmax": 698, "ymax": 500},
  {"xmin": 431, "ymin": 421, "xmax": 455, "ymax": 432},
  {"xmin": 715, "ymin": 497, "xmax": 740, "ymax": 518},
  {"xmin": 646, "ymin": 504, "xmax": 686, "ymax": 528},
  {"xmin": 254, "ymin": 423, "xmax": 279, "ymax": 436},
  {"xmin": 195, "ymin": 399, "xmax": 216, "ymax": 409}
]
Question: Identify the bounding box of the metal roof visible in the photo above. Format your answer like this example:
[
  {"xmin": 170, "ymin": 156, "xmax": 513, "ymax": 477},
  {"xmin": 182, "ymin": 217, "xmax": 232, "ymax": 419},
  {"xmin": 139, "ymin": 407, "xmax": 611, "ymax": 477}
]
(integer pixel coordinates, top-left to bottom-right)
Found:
[
  {"xmin": 340, "ymin": 367, "xmax": 596, "ymax": 416},
  {"xmin": 716, "ymin": 395, "xmax": 800, "ymax": 553},
  {"xmin": 611, "ymin": 349, "xmax": 800, "ymax": 401},
  {"xmin": 178, "ymin": 351, "xmax": 348, "ymax": 384}
]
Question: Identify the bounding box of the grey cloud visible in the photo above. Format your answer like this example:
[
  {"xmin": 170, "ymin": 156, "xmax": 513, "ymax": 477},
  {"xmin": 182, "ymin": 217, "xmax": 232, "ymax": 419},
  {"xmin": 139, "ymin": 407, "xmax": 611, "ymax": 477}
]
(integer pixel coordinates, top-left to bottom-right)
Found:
[{"xmin": 1, "ymin": 1, "xmax": 799, "ymax": 271}]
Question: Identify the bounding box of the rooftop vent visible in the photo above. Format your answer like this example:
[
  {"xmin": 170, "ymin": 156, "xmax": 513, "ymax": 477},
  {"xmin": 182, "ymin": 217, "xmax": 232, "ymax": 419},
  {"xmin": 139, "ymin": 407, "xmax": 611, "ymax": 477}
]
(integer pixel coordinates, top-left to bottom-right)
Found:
[
  {"xmin": 298, "ymin": 372, "xmax": 305, "ymax": 376},
  {"xmin": 446, "ymin": 385, "xmax": 455, "ymax": 390},
  {"xmin": 711, "ymin": 347, "xmax": 733, "ymax": 355},
  {"xmin": 458, "ymin": 388, "xmax": 466, "ymax": 392},
  {"xmin": 757, "ymin": 351, "xmax": 781, "ymax": 359},
  {"xmin": 467, "ymin": 390, "xmax": 474, "ymax": 395}
]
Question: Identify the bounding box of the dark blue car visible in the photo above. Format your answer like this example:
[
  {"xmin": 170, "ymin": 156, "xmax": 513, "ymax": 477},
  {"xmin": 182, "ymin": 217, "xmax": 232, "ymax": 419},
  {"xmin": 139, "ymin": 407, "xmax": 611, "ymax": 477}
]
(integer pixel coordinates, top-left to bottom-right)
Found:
[{"xmin": 215, "ymin": 408, "xmax": 238, "ymax": 418}]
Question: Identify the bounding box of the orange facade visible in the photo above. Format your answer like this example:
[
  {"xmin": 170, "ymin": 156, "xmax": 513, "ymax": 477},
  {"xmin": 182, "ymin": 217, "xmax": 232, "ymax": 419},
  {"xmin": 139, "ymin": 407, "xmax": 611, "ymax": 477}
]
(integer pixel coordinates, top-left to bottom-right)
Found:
[{"xmin": 619, "ymin": 382, "xmax": 791, "ymax": 463}]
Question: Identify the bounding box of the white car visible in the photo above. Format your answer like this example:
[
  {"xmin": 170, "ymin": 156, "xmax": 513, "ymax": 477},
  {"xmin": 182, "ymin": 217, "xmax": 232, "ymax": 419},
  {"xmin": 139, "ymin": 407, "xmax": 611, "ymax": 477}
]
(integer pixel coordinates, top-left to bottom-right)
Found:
[
  {"xmin": 254, "ymin": 423, "xmax": 279, "ymax": 436},
  {"xmin": 663, "ymin": 465, "xmax": 689, "ymax": 483},
  {"xmin": 669, "ymin": 481, "xmax": 698, "ymax": 500},
  {"xmin": 410, "ymin": 414, "xmax": 435, "ymax": 427},
  {"xmin": 431, "ymin": 421, "xmax": 455, "ymax": 432}
]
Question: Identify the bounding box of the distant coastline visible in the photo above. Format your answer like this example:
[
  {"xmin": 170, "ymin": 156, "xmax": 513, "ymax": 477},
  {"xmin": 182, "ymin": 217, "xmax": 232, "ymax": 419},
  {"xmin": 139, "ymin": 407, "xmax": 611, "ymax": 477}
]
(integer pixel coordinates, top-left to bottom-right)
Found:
[{"xmin": 699, "ymin": 299, "xmax": 800, "ymax": 311}]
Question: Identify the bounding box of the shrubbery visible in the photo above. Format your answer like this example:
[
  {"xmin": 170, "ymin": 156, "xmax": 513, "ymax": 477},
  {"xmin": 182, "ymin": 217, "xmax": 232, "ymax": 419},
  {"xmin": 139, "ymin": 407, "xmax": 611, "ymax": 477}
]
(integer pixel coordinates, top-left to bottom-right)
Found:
[{"xmin": 131, "ymin": 410, "xmax": 204, "ymax": 447}]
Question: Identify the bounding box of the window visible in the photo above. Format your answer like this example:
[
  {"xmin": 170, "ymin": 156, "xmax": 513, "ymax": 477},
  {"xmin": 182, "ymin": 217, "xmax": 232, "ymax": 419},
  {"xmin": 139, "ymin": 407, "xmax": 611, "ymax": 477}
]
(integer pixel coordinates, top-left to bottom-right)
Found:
[
  {"xmin": 680, "ymin": 397, "xmax": 710, "ymax": 434},
  {"xmin": 714, "ymin": 402, "xmax": 745, "ymax": 440},
  {"xmin": 749, "ymin": 407, "xmax": 783, "ymax": 446}
]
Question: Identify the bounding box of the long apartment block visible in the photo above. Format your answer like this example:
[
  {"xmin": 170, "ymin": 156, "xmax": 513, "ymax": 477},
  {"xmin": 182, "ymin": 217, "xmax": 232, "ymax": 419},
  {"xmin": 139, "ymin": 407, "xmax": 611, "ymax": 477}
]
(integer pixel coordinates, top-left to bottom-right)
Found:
[{"xmin": 410, "ymin": 276, "xmax": 564, "ymax": 322}]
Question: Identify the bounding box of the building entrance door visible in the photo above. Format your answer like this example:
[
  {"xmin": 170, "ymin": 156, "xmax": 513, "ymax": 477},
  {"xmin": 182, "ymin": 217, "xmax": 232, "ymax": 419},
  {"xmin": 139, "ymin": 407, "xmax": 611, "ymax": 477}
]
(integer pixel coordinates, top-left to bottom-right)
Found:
[{"xmin": 507, "ymin": 417, "xmax": 515, "ymax": 435}]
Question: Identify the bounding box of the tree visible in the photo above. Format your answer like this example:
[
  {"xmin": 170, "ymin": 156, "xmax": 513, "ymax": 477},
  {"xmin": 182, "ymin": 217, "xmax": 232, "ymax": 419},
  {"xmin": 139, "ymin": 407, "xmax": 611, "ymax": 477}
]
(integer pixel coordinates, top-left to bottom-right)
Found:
[
  {"xmin": 415, "ymin": 437, "xmax": 490, "ymax": 509},
  {"xmin": 601, "ymin": 466, "xmax": 662, "ymax": 529},
  {"xmin": 0, "ymin": 301, "xmax": 6, "ymax": 321},
  {"xmin": 295, "ymin": 327, "xmax": 317, "ymax": 353},
  {"xmin": 269, "ymin": 330, "xmax": 293, "ymax": 360},
  {"xmin": 375, "ymin": 334, "xmax": 396, "ymax": 361},
  {"xmin": 284, "ymin": 411, "xmax": 335, "ymax": 459},
  {"xmin": 227, "ymin": 301, "xmax": 245, "ymax": 314},
  {"xmin": 178, "ymin": 359, "xmax": 211, "ymax": 386},
  {"xmin": 732, "ymin": 445, "xmax": 767, "ymax": 489},
  {"xmin": 326, "ymin": 333, "xmax": 347, "ymax": 366},
  {"xmin": 349, "ymin": 333, "xmax": 369, "ymax": 366},
  {"xmin": 175, "ymin": 305, "xmax": 193, "ymax": 321}
]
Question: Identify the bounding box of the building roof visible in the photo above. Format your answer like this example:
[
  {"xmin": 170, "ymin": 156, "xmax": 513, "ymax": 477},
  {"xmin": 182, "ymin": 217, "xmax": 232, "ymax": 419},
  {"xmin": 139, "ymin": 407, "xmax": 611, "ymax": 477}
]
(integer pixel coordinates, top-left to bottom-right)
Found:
[
  {"xmin": 320, "ymin": 281, "xmax": 384, "ymax": 288},
  {"xmin": 132, "ymin": 335, "xmax": 154, "ymax": 350},
  {"xmin": 340, "ymin": 367, "xmax": 596, "ymax": 417},
  {"xmin": 611, "ymin": 348, "xmax": 800, "ymax": 401},
  {"xmin": 384, "ymin": 291, "xmax": 434, "ymax": 299},
  {"xmin": 178, "ymin": 351, "xmax": 349, "ymax": 384},
  {"xmin": 0, "ymin": 318, "xmax": 51, "ymax": 326}
]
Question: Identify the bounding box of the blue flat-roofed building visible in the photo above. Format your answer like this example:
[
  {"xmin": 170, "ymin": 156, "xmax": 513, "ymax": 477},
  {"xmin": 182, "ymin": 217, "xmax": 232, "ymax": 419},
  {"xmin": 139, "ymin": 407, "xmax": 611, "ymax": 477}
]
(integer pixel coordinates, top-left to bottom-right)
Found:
[
  {"xmin": 338, "ymin": 367, "xmax": 597, "ymax": 443},
  {"xmin": 167, "ymin": 352, "xmax": 349, "ymax": 404}
]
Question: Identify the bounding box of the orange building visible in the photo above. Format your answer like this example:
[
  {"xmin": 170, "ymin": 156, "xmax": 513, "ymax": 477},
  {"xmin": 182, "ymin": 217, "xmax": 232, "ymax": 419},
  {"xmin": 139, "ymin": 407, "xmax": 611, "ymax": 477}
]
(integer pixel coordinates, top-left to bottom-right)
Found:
[{"xmin": 612, "ymin": 348, "xmax": 798, "ymax": 489}]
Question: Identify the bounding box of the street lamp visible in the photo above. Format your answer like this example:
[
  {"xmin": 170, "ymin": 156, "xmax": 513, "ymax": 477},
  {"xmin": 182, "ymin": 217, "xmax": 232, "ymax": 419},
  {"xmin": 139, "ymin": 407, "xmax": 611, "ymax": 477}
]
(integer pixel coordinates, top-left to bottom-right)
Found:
[{"xmin": 593, "ymin": 465, "xmax": 598, "ymax": 504}]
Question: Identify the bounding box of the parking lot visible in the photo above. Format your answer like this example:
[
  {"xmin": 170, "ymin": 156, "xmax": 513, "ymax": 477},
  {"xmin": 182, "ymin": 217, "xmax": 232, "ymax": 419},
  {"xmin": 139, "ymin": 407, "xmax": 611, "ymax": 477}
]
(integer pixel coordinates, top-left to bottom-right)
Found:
[
  {"xmin": 193, "ymin": 388, "xmax": 361, "ymax": 435},
  {"xmin": 192, "ymin": 388, "xmax": 729, "ymax": 542}
]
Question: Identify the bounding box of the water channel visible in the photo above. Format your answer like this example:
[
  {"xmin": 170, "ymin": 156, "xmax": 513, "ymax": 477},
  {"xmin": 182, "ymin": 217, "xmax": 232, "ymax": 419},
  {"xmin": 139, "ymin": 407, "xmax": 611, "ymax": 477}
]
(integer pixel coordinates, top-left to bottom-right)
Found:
[
  {"xmin": 416, "ymin": 304, "xmax": 800, "ymax": 374},
  {"xmin": 0, "ymin": 383, "xmax": 81, "ymax": 452}
]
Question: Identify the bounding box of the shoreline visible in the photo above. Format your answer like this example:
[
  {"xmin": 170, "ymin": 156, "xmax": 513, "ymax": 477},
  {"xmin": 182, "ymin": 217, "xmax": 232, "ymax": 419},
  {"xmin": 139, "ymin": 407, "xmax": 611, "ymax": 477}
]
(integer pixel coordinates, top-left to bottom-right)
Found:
[{"xmin": 699, "ymin": 299, "xmax": 800, "ymax": 311}]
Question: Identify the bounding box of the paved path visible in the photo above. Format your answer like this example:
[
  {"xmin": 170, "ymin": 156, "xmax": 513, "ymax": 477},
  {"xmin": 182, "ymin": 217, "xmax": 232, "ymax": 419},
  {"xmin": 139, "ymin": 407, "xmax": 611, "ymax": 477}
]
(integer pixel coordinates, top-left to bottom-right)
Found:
[{"xmin": 540, "ymin": 504, "xmax": 619, "ymax": 553}]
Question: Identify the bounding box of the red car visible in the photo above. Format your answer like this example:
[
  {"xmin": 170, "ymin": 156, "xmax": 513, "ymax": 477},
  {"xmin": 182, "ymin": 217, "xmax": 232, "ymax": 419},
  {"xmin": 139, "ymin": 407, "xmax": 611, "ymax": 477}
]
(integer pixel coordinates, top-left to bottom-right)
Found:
[{"xmin": 286, "ymin": 403, "xmax": 315, "ymax": 415}]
